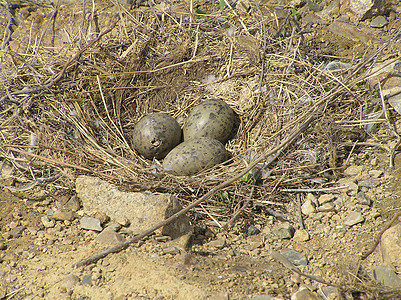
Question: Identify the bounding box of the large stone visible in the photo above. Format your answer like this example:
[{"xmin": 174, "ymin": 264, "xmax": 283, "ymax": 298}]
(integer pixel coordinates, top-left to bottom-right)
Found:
[
  {"xmin": 346, "ymin": 0, "xmax": 387, "ymax": 20},
  {"xmin": 75, "ymin": 176, "xmax": 191, "ymax": 239},
  {"xmin": 373, "ymin": 266, "xmax": 401, "ymax": 288},
  {"xmin": 380, "ymin": 222, "xmax": 401, "ymax": 272}
]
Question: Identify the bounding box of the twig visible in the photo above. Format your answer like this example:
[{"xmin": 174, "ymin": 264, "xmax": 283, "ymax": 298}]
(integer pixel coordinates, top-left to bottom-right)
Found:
[
  {"xmin": 224, "ymin": 187, "xmax": 254, "ymax": 230},
  {"xmin": 73, "ymin": 112, "xmax": 317, "ymax": 268},
  {"xmin": 361, "ymin": 211, "xmax": 401, "ymax": 260},
  {"xmin": 4, "ymin": 173, "xmax": 62, "ymax": 192},
  {"xmin": 280, "ymin": 185, "xmax": 349, "ymax": 193},
  {"xmin": 270, "ymin": 250, "xmax": 336, "ymax": 287},
  {"xmin": 379, "ymin": 81, "xmax": 401, "ymax": 169}
]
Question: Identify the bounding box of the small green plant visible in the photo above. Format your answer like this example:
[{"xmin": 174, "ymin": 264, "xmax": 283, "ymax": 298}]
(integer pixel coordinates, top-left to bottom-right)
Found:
[
  {"xmin": 217, "ymin": 190, "xmax": 231, "ymax": 204},
  {"xmin": 219, "ymin": 0, "xmax": 237, "ymax": 11}
]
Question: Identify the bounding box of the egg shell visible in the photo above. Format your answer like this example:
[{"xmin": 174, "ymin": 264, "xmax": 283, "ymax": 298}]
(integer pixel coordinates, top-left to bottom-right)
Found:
[
  {"xmin": 162, "ymin": 137, "xmax": 228, "ymax": 176},
  {"xmin": 132, "ymin": 113, "xmax": 182, "ymax": 159},
  {"xmin": 183, "ymin": 99, "xmax": 235, "ymax": 143}
]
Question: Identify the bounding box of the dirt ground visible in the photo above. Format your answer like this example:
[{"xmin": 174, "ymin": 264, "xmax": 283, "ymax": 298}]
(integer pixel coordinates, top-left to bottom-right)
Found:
[{"xmin": 1, "ymin": 0, "xmax": 401, "ymax": 299}]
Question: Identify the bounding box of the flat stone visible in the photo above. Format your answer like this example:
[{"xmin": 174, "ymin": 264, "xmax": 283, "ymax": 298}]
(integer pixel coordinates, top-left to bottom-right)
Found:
[
  {"xmin": 76, "ymin": 176, "xmax": 191, "ymax": 239},
  {"xmin": 60, "ymin": 274, "xmax": 80, "ymax": 292},
  {"xmin": 370, "ymin": 15, "xmax": 388, "ymax": 28},
  {"xmin": 247, "ymin": 235, "xmax": 264, "ymax": 251},
  {"xmin": 344, "ymin": 165, "xmax": 363, "ymax": 176},
  {"xmin": 52, "ymin": 209, "xmax": 74, "ymax": 221},
  {"xmin": 358, "ymin": 178, "xmax": 380, "ymax": 188},
  {"xmin": 10, "ymin": 226, "xmax": 26, "ymax": 238},
  {"xmin": 82, "ymin": 273, "xmax": 93, "ymax": 286},
  {"xmin": 291, "ymin": 287, "xmax": 319, "ymax": 300},
  {"xmin": 64, "ymin": 195, "xmax": 81, "ymax": 211},
  {"xmin": 162, "ymin": 246, "xmax": 180, "ymax": 255},
  {"xmin": 343, "ymin": 211, "xmax": 364, "ymax": 226},
  {"xmin": 41, "ymin": 216, "xmax": 55, "ymax": 228},
  {"xmin": 206, "ymin": 239, "xmax": 226, "ymax": 249},
  {"xmin": 292, "ymin": 229, "xmax": 310, "ymax": 242},
  {"xmin": 251, "ymin": 295, "xmax": 278, "ymax": 300},
  {"xmin": 317, "ymin": 203, "xmax": 336, "ymax": 212},
  {"xmin": 380, "ymin": 222, "xmax": 401, "ymax": 272},
  {"xmin": 318, "ymin": 194, "xmax": 335, "ymax": 205},
  {"xmin": 80, "ymin": 216, "xmax": 102, "ymax": 232},
  {"xmin": 348, "ymin": 0, "xmax": 387, "ymax": 20},
  {"xmin": 373, "ymin": 266, "xmax": 401, "ymax": 288},
  {"xmin": 96, "ymin": 228, "xmax": 125, "ymax": 245},
  {"xmin": 356, "ymin": 192, "xmax": 372, "ymax": 206},
  {"xmin": 273, "ymin": 223, "xmax": 295, "ymax": 239},
  {"xmin": 301, "ymin": 199, "xmax": 316, "ymax": 216},
  {"xmin": 281, "ymin": 249, "xmax": 308, "ymax": 266},
  {"xmin": 338, "ymin": 178, "xmax": 358, "ymax": 195},
  {"xmin": 368, "ymin": 170, "xmax": 383, "ymax": 178}
]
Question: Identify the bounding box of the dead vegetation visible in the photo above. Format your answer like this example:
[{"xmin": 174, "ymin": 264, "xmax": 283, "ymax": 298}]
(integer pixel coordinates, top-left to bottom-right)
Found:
[{"xmin": 1, "ymin": 0, "xmax": 401, "ymax": 298}]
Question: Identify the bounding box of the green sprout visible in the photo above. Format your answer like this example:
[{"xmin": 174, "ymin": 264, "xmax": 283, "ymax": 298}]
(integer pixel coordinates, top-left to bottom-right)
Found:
[{"xmin": 217, "ymin": 190, "xmax": 231, "ymax": 204}]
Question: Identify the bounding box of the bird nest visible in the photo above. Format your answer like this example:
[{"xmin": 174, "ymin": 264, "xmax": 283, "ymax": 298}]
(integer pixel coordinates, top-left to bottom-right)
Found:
[{"xmin": 0, "ymin": 0, "xmax": 395, "ymax": 226}]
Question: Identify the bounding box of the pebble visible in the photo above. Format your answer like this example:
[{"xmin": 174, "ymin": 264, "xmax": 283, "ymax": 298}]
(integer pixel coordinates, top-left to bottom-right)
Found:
[
  {"xmin": 116, "ymin": 216, "xmax": 130, "ymax": 227},
  {"xmin": 318, "ymin": 285, "xmax": 338, "ymax": 300},
  {"xmin": 301, "ymin": 199, "xmax": 316, "ymax": 216},
  {"xmin": 291, "ymin": 286, "xmax": 319, "ymax": 300},
  {"xmin": 317, "ymin": 203, "xmax": 335, "ymax": 212},
  {"xmin": 318, "ymin": 194, "xmax": 335, "ymax": 205},
  {"xmin": 60, "ymin": 274, "xmax": 80, "ymax": 291},
  {"xmin": 64, "ymin": 195, "xmax": 81, "ymax": 212},
  {"xmin": 344, "ymin": 165, "xmax": 363, "ymax": 176},
  {"xmin": 96, "ymin": 228, "xmax": 125, "ymax": 245},
  {"xmin": 368, "ymin": 170, "xmax": 383, "ymax": 178},
  {"xmin": 10, "ymin": 226, "xmax": 26, "ymax": 238},
  {"xmin": 80, "ymin": 216, "xmax": 102, "ymax": 232},
  {"xmin": 292, "ymin": 229, "xmax": 310, "ymax": 242},
  {"xmin": 273, "ymin": 223, "xmax": 295, "ymax": 239},
  {"xmin": 206, "ymin": 239, "xmax": 226, "ymax": 249},
  {"xmin": 373, "ymin": 266, "xmax": 401, "ymax": 288},
  {"xmin": 281, "ymin": 249, "xmax": 308, "ymax": 266},
  {"xmin": 251, "ymin": 295, "xmax": 278, "ymax": 300},
  {"xmin": 358, "ymin": 178, "xmax": 380, "ymax": 188},
  {"xmin": 370, "ymin": 16, "xmax": 388, "ymax": 28},
  {"xmin": 247, "ymin": 225, "xmax": 261, "ymax": 236},
  {"xmin": 52, "ymin": 209, "xmax": 74, "ymax": 221},
  {"xmin": 82, "ymin": 273, "xmax": 93, "ymax": 286},
  {"xmin": 343, "ymin": 211, "xmax": 364, "ymax": 226},
  {"xmin": 356, "ymin": 192, "xmax": 372, "ymax": 206},
  {"xmin": 41, "ymin": 216, "xmax": 55, "ymax": 228},
  {"xmin": 337, "ymin": 178, "xmax": 358, "ymax": 195},
  {"xmin": 105, "ymin": 223, "xmax": 122, "ymax": 232},
  {"xmin": 0, "ymin": 241, "xmax": 7, "ymax": 250},
  {"xmin": 162, "ymin": 246, "xmax": 180, "ymax": 255}
]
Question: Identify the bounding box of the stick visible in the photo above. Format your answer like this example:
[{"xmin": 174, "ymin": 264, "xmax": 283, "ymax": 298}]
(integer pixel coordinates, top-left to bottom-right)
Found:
[
  {"xmin": 73, "ymin": 112, "xmax": 317, "ymax": 268},
  {"xmin": 361, "ymin": 211, "xmax": 401, "ymax": 260}
]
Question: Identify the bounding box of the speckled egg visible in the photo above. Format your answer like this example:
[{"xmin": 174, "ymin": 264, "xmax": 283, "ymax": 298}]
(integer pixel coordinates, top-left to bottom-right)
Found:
[
  {"xmin": 132, "ymin": 113, "xmax": 182, "ymax": 159},
  {"xmin": 162, "ymin": 137, "xmax": 228, "ymax": 176},
  {"xmin": 183, "ymin": 99, "xmax": 235, "ymax": 143}
]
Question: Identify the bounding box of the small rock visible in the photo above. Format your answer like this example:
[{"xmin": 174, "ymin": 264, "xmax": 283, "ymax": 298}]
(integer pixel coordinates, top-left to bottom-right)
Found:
[
  {"xmin": 368, "ymin": 170, "xmax": 383, "ymax": 178},
  {"xmin": 247, "ymin": 225, "xmax": 261, "ymax": 236},
  {"xmin": 105, "ymin": 223, "xmax": 122, "ymax": 232},
  {"xmin": 64, "ymin": 195, "xmax": 81, "ymax": 212},
  {"xmin": 169, "ymin": 233, "xmax": 194, "ymax": 252},
  {"xmin": 273, "ymin": 223, "xmax": 295, "ymax": 239},
  {"xmin": 370, "ymin": 16, "xmax": 388, "ymax": 28},
  {"xmin": 162, "ymin": 246, "xmax": 180, "ymax": 255},
  {"xmin": 93, "ymin": 211, "xmax": 109, "ymax": 224},
  {"xmin": 356, "ymin": 192, "xmax": 372, "ymax": 206},
  {"xmin": 318, "ymin": 285, "xmax": 338, "ymax": 300},
  {"xmin": 206, "ymin": 239, "xmax": 226, "ymax": 249},
  {"xmin": 358, "ymin": 178, "xmax": 380, "ymax": 188},
  {"xmin": 301, "ymin": 199, "xmax": 316, "ymax": 216},
  {"xmin": 292, "ymin": 229, "xmax": 310, "ymax": 242},
  {"xmin": 82, "ymin": 273, "xmax": 93, "ymax": 286},
  {"xmin": 291, "ymin": 286, "xmax": 319, "ymax": 300},
  {"xmin": 41, "ymin": 216, "xmax": 55, "ymax": 228},
  {"xmin": 281, "ymin": 249, "xmax": 308, "ymax": 266},
  {"xmin": 251, "ymin": 295, "xmax": 278, "ymax": 300},
  {"xmin": 96, "ymin": 228, "xmax": 125, "ymax": 245},
  {"xmin": 344, "ymin": 165, "xmax": 363, "ymax": 176},
  {"xmin": 10, "ymin": 226, "xmax": 26, "ymax": 238},
  {"xmin": 0, "ymin": 241, "xmax": 6, "ymax": 250},
  {"xmin": 60, "ymin": 274, "xmax": 80, "ymax": 292},
  {"xmin": 116, "ymin": 216, "xmax": 130, "ymax": 227},
  {"xmin": 52, "ymin": 209, "xmax": 74, "ymax": 221},
  {"xmin": 318, "ymin": 194, "xmax": 335, "ymax": 204},
  {"xmin": 80, "ymin": 216, "xmax": 102, "ymax": 232},
  {"xmin": 247, "ymin": 235, "xmax": 264, "ymax": 251},
  {"xmin": 317, "ymin": 203, "xmax": 336, "ymax": 212},
  {"xmin": 373, "ymin": 266, "xmax": 401, "ymax": 288},
  {"xmin": 343, "ymin": 211, "xmax": 364, "ymax": 226},
  {"xmin": 337, "ymin": 178, "xmax": 358, "ymax": 195}
]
